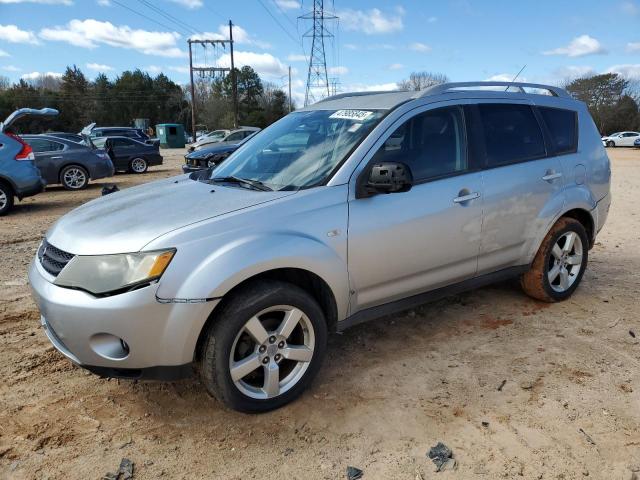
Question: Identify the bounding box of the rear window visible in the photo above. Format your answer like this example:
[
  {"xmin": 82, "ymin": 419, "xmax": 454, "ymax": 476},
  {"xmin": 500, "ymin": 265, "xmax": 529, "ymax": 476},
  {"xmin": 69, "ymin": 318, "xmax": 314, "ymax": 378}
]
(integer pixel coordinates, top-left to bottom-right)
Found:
[
  {"xmin": 538, "ymin": 107, "xmax": 578, "ymax": 155},
  {"xmin": 478, "ymin": 104, "xmax": 546, "ymax": 167}
]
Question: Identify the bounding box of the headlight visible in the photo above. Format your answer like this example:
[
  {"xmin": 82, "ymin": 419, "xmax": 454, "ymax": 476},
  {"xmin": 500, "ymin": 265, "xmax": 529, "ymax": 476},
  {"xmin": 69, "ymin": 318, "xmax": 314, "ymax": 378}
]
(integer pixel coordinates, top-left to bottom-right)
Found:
[{"xmin": 54, "ymin": 249, "xmax": 175, "ymax": 295}]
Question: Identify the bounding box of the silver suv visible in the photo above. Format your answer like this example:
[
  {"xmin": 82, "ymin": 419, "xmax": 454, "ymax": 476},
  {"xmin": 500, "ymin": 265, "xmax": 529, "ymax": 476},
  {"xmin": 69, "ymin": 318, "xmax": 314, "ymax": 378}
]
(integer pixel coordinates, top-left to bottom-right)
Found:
[{"xmin": 29, "ymin": 82, "xmax": 611, "ymax": 412}]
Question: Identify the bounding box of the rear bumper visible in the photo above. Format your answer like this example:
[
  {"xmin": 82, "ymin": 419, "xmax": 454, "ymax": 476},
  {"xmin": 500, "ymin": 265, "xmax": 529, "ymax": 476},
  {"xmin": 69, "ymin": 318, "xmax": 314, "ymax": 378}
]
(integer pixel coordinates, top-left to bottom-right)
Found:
[
  {"xmin": 16, "ymin": 176, "xmax": 46, "ymax": 199},
  {"xmin": 88, "ymin": 158, "xmax": 115, "ymax": 180}
]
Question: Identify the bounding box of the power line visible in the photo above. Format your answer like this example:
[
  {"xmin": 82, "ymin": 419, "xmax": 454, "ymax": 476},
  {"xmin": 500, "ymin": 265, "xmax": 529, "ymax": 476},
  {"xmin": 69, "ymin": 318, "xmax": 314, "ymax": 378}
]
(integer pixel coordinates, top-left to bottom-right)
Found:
[
  {"xmin": 256, "ymin": 0, "xmax": 301, "ymax": 46},
  {"xmin": 110, "ymin": 0, "xmax": 188, "ymax": 35},
  {"xmin": 271, "ymin": 0, "xmax": 299, "ymax": 31},
  {"xmin": 136, "ymin": 0, "xmax": 201, "ymax": 36}
]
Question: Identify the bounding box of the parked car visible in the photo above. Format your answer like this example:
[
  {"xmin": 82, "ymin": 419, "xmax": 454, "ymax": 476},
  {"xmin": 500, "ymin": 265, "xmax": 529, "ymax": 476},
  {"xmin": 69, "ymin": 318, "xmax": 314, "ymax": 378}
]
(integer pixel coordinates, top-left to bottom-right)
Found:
[
  {"xmin": 29, "ymin": 81, "xmax": 610, "ymax": 412},
  {"xmin": 89, "ymin": 126, "xmax": 160, "ymax": 147},
  {"xmin": 182, "ymin": 134, "xmax": 257, "ymax": 173},
  {"xmin": 602, "ymin": 131, "xmax": 640, "ymax": 147},
  {"xmin": 46, "ymin": 132, "xmax": 84, "ymax": 143},
  {"xmin": 0, "ymin": 108, "xmax": 58, "ymax": 215},
  {"xmin": 92, "ymin": 136, "xmax": 163, "ymax": 173},
  {"xmin": 22, "ymin": 134, "xmax": 114, "ymax": 190},
  {"xmin": 188, "ymin": 127, "xmax": 260, "ymax": 152}
]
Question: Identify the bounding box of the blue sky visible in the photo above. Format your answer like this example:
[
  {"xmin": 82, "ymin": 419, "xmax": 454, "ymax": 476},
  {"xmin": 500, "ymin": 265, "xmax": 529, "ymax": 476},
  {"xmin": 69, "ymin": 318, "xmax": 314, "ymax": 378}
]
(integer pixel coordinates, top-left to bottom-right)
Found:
[{"xmin": 0, "ymin": 0, "xmax": 639, "ymax": 104}]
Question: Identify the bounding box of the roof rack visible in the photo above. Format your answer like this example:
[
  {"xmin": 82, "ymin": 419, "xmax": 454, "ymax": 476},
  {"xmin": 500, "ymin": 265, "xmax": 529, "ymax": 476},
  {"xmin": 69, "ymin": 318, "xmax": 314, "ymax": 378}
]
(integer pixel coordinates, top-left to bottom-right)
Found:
[{"xmin": 420, "ymin": 81, "xmax": 571, "ymax": 98}]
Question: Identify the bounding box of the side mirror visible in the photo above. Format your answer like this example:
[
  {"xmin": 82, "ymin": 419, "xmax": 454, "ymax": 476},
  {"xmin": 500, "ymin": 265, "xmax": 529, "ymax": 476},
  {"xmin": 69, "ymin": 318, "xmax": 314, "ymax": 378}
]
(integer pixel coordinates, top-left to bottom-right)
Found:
[{"xmin": 362, "ymin": 162, "xmax": 413, "ymax": 196}]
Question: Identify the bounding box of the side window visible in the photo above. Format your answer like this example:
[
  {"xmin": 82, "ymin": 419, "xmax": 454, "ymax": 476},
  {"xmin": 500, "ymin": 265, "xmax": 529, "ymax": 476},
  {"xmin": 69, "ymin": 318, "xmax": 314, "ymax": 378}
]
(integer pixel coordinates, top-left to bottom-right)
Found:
[
  {"xmin": 538, "ymin": 107, "xmax": 578, "ymax": 155},
  {"xmin": 478, "ymin": 104, "xmax": 545, "ymax": 167},
  {"xmin": 27, "ymin": 139, "xmax": 48, "ymax": 153},
  {"xmin": 226, "ymin": 132, "xmax": 243, "ymax": 141},
  {"xmin": 371, "ymin": 106, "xmax": 467, "ymax": 182},
  {"xmin": 48, "ymin": 140, "xmax": 65, "ymax": 151}
]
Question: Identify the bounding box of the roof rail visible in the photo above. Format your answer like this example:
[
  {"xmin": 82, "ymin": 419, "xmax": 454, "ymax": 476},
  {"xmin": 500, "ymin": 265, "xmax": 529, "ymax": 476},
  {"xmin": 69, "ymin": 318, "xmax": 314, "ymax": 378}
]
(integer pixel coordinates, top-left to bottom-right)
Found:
[{"xmin": 421, "ymin": 81, "xmax": 571, "ymax": 98}]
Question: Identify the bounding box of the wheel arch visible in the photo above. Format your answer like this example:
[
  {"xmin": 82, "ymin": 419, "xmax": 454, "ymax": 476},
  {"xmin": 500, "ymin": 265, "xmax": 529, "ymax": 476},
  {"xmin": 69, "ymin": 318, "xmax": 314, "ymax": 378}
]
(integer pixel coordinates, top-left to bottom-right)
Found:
[
  {"xmin": 0, "ymin": 175, "xmax": 16, "ymax": 195},
  {"xmin": 560, "ymin": 208, "xmax": 595, "ymax": 248},
  {"xmin": 194, "ymin": 267, "xmax": 339, "ymax": 362}
]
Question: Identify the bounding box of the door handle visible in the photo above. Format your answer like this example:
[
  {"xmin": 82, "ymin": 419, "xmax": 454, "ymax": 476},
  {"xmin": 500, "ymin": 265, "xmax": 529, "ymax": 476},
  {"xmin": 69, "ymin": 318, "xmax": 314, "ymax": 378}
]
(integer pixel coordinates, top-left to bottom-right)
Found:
[
  {"xmin": 453, "ymin": 192, "xmax": 480, "ymax": 204},
  {"xmin": 542, "ymin": 172, "xmax": 562, "ymax": 182},
  {"xmin": 51, "ymin": 156, "xmax": 63, "ymax": 159}
]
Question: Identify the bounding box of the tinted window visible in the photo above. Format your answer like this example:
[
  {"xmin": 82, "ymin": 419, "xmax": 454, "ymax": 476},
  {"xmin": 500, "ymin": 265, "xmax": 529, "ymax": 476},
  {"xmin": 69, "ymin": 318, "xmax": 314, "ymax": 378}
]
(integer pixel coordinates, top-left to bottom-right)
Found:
[
  {"xmin": 371, "ymin": 106, "xmax": 467, "ymax": 182},
  {"xmin": 113, "ymin": 138, "xmax": 134, "ymax": 147},
  {"xmin": 538, "ymin": 107, "xmax": 578, "ymax": 155},
  {"xmin": 479, "ymin": 104, "xmax": 545, "ymax": 166},
  {"xmin": 226, "ymin": 132, "xmax": 244, "ymax": 141},
  {"xmin": 28, "ymin": 139, "xmax": 64, "ymax": 152}
]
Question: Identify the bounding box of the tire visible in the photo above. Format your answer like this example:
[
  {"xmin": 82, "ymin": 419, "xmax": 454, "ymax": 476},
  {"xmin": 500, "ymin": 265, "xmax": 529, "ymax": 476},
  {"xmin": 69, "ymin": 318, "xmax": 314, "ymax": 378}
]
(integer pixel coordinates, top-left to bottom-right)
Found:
[
  {"xmin": 200, "ymin": 280, "xmax": 328, "ymax": 412},
  {"xmin": 60, "ymin": 165, "xmax": 89, "ymax": 190},
  {"xmin": 521, "ymin": 217, "xmax": 589, "ymax": 302},
  {"xmin": 606, "ymin": 140, "xmax": 615, "ymax": 148},
  {"xmin": 129, "ymin": 157, "xmax": 148, "ymax": 174},
  {"xmin": 0, "ymin": 181, "xmax": 14, "ymax": 216}
]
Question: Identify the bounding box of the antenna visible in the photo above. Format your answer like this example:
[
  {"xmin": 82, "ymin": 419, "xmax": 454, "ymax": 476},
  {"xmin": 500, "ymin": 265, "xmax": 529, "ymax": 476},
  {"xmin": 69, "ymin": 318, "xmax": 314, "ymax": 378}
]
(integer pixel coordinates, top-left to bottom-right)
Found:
[{"xmin": 506, "ymin": 64, "xmax": 527, "ymax": 91}]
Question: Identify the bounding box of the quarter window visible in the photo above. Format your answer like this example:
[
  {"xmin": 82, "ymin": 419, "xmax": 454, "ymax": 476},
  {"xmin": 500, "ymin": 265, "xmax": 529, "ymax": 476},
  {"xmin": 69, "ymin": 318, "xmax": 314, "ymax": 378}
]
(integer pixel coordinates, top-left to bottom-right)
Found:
[
  {"xmin": 538, "ymin": 107, "xmax": 578, "ymax": 154},
  {"xmin": 371, "ymin": 106, "xmax": 467, "ymax": 182},
  {"xmin": 478, "ymin": 104, "xmax": 545, "ymax": 167}
]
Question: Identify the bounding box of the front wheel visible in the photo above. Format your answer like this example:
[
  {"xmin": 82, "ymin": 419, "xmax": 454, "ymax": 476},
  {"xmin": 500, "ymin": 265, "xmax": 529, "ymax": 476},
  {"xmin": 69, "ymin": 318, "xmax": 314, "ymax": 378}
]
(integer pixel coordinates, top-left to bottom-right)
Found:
[
  {"xmin": 0, "ymin": 182, "xmax": 14, "ymax": 216},
  {"xmin": 521, "ymin": 217, "xmax": 589, "ymax": 302},
  {"xmin": 606, "ymin": 140, "xmax": 615, "ymax": 147},
  {"xmin": 200, "ymin": 280, "xmax": 327, "ymax": 412},
  {"xmin": 129, "ymin": 157, "xmax": 148, "ymax": 174}
]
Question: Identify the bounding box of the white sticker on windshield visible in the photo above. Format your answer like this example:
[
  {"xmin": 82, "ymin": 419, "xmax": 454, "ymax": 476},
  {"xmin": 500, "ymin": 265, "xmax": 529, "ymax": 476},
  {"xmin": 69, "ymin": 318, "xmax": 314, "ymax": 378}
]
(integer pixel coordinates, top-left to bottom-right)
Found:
[{"xmin": 330, "ymin": 109, "xmax": 374, "ymax": 121}]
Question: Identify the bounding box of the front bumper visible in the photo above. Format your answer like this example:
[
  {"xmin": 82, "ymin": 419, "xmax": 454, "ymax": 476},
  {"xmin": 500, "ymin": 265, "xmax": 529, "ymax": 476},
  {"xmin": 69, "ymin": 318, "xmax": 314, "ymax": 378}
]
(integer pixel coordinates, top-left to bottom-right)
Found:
[{"xmin": 28, "ymin": 258, "xmax": 217, "ymax": 376}]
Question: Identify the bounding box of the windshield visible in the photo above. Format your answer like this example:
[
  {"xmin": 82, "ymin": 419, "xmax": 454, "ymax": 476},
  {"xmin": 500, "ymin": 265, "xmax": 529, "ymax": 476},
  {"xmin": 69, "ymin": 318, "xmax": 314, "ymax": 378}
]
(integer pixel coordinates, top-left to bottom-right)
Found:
[{"xmin": 209, "ymin": 109, "xmax": 385, "ymax": 190}]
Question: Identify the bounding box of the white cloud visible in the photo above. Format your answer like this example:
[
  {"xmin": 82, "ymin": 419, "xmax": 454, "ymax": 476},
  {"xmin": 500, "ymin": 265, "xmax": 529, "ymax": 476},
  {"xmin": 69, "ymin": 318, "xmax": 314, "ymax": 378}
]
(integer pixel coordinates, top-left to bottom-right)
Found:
[
  {"xmin": 344, "ymin": 43, "xmax": 358, "ymax": 50},
  {"xmin": 167, "ymin": 0, "xmax": 202, "ymax": 8},
  {"xmin": 543, "ymin": 35, "xmax": 606, "ymax": 57},
  {"xmin": 345, "ymin": 82, "xmax": 398, "ymax": 92},
  {"xmin": 621, "ymin": 1, "xmax": 639, "ymax": 15},
  {"xmin": 627, "ymin": 42, "xmax": 640, "ymax": 52},
  {"xmin": 387, "ymin": 63, "xmax": 404, "ymax": 70},
  {"xmin": 0, "ymin": 0, "xmax": 71, "ymax": 4},
  {"xmin": 605, "ymin": 64, "xmax": 640, "ymax": 79},
  {"xmin": 97, "ymin": 0, "xmax": 110, "ymax": 5},
  {"xmin": 328, "ymin": 66, "xmax": 348, "ymax": 75},
  {"xmin": 287, "ymin": 53, "xmax": 307, "ymax": 62},
  {"xmin": 0, "ymin": 49, "xmax": 9, "ymax": 57},
  {"xmin": 339, "ymin": 7, "xmax": 404, "ymax": 35},
  {"xmin": 144, "ymin": 65, "xmax": 163, "ymax": 74},
  {"xmin": 409, "ymin": 42, "xmax": 431, "ymax": 53},
  {"xmin": 216, "ymin": 50, "xmax": 288, "ymax": 78},
  {"xmin": 486, "ymin": 73, "xmax": 527, "ymax": 82},
  {"xmin": 553, "ymin": 65, "xmax": 595, "ymax": 80},
  {"xmin": 2, "ymin": 65, "xmax": 21, "ymax": 72},
  {"xmin": 21, "ymin": 71, "xmax": 62, "ymax": 80},
  {"xmin": 427, "ymin": 16, "xmax": 437, "ymax": 23},
  {"xmin": 39, "ymin": 19, "xmax": 185, "ymax": 57},
  {"xmin": 168, "ymin": 65, "xmax": 189, "ymax": 74},
  {"xmin": 274, "ymin": 0, "xmax": 300, "ymax": 9},
  {"xmin": 86, "ymin": 62, "xmax": 113, "ymax": 71},
  {"xmin": 0, "ymin": 24, "xmax": 39, "ymax": 44},
  {"xmin": 191, "ymin": 24, "xmax": 270, "ymax": 49}
]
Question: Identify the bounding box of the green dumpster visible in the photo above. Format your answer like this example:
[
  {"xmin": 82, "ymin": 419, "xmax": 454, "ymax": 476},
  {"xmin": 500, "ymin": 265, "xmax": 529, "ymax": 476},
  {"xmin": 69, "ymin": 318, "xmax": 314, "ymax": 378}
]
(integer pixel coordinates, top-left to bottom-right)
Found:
[{"xmin": 156, "ymin": 123, "xmax": 186, "ymax": 148}]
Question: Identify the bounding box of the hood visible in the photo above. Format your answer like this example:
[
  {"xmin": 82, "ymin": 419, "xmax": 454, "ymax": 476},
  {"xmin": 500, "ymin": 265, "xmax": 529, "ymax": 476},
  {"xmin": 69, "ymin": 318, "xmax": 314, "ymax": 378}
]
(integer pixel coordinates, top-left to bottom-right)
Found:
[
  {"xmin": 46, "ymin": 175, "xmax": 296, "ymax": 255},
  {"xmin": 188, "ymin": 141, "xmax": 238, "ymax": 158}
]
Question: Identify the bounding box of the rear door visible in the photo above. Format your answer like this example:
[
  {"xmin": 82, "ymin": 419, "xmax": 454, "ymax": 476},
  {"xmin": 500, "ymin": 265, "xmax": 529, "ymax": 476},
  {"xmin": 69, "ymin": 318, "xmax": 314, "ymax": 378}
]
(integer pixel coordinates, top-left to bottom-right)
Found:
[
  {"xmin": 28, "ymin": 138, "xmax": 65, "ymax": 184},
  {"xmin": 474, "ymin": 102, "xmax": 565, "ymax": 273},
  {"xmin": 110, "ymin": 138, "xmax": 136, "ymax": 169}
]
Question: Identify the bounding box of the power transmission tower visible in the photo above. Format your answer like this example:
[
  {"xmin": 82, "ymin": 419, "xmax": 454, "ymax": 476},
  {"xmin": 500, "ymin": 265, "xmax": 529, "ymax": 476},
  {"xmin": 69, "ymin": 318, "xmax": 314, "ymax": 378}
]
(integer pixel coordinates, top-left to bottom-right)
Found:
[
  {"xmin": 187, "ymin": 20, "xmax": 238, "ymax": 141},
  {"xmin": 299, "ymin": 1, "xmax": 337, "ymax": 106}
]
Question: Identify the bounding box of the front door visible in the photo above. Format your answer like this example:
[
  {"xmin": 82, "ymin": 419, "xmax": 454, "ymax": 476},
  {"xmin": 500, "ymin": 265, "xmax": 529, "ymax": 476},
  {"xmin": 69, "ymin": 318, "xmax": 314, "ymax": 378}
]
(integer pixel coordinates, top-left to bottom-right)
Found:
[{"xmin": 348, "ymin": 105, "xmax": 483, "ymax": 312}]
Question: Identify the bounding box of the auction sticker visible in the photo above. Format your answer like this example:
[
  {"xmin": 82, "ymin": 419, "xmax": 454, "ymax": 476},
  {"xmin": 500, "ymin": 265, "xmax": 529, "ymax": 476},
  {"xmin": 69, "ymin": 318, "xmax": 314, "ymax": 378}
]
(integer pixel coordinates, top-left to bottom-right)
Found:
[{"xmin": 329, "ymin": 110, "xmax": 374, "ymax": 121}]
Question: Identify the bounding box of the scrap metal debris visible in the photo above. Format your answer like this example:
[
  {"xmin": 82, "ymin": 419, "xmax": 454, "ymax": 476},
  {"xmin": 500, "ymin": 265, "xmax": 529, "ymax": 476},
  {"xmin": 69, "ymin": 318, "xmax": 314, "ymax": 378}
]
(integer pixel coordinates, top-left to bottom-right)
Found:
[
  {"xmin": 346, "ymin": 466, "xmax": 363, "ymax": 479},
  {"xmin": 579, "ymin": 428, "xmax": 596, "ymax": 446},
  {"xmin": 103, "ymin": 458, "xmax": 134, "ymax": 480},
  {"xmin": 428, "ymin": 442, "xmax": 457, "ymax": 472}
]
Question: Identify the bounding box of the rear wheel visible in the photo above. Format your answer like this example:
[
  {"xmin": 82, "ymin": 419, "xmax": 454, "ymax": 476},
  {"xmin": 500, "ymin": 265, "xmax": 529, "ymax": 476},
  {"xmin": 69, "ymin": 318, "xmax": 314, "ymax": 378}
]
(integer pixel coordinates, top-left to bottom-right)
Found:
[
  {"xmin": 521, "ymin": 217, "xmax": 589, "ymax": 302},
  {"xmin": 129, "ymin": 157, "xmax": 148, "ymax": 174},
  {"xmin": 60, "ymin": 165, "xmax": 89, "ymax": 190},
  {"xmin": 0, "ymin": 181, "xmax": 14, "ymax": 216},
  {"xmin": 200, "ymin": 280, "xmax": 327, "ymax": 412}
]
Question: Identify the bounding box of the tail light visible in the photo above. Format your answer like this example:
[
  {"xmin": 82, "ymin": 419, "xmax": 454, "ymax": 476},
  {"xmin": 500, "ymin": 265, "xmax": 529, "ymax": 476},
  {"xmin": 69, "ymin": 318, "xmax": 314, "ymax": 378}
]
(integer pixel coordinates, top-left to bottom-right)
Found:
[{"xmin": 6, "ymin": 133, "xmax": 34, "ymax": 161}]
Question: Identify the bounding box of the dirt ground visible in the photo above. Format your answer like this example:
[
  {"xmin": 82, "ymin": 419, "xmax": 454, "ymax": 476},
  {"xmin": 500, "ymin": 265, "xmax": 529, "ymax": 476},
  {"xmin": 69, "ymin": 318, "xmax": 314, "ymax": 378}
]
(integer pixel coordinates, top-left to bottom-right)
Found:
[{"xmin": 1, "ymin": 148, "xmax": 640, "ymax": 480}]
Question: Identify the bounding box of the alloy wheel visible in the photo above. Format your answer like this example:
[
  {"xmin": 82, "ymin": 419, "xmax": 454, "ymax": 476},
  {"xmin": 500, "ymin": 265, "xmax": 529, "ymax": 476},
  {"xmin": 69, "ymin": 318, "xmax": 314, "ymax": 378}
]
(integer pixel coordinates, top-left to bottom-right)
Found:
[
  {"xmin": 229, "ymin": 305, "xmax": 315, "ymax": 400},
  {"xmin": 63, "ymin": 167, "xmax": 87, "ymax": 189},
  {"xmin": 547, "ymin": 231, "xmax": 583, "ymax": 293},
  {"xmin": 131, "ymin": 158, "xmax": 147, "ymax": 173},
  {"xmin": 0, "ymin": 188, "xmax": 7, "ymax": 210}
]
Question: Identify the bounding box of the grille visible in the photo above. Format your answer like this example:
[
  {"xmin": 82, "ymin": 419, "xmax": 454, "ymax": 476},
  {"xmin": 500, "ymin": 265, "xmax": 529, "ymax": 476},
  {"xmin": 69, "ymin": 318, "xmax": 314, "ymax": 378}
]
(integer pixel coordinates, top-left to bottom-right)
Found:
[{"xmin": 38, "ymin": 239, "xmax": 75, "ymax": 277}]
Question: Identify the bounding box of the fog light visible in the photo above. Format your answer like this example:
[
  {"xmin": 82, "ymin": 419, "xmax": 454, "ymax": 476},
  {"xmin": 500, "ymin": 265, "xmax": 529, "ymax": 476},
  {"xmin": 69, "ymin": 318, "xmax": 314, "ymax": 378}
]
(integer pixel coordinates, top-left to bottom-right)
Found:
[{"xmin": 90, "ymin": 333, "xmax": 130, "ymax": 360}]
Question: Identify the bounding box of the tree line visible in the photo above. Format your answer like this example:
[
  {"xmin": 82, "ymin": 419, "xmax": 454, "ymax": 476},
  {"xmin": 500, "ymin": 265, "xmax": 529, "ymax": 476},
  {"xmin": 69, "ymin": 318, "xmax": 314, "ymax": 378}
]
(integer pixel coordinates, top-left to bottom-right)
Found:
[{"xmin": 0, "ymin": 64, "xmax": 292, "ymax": 134}]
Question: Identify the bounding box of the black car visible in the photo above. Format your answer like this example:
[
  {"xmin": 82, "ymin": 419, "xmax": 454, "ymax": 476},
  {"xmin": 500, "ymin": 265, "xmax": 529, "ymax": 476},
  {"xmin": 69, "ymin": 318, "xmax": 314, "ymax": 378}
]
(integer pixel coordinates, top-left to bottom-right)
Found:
[
  {"xmin": 22, "ymin": 134, "xmax": 114, "ymax": 190},
  {"xmin": 93, "ymin": 136, "xmax": 163, "ymax": 174},
  {"xmin": 90, "ymin": 126, "xmax": 160, "ymax": 146},
  {"xmin": 182, "ymin": 138, "xmax": 251, "ymax": 173}
]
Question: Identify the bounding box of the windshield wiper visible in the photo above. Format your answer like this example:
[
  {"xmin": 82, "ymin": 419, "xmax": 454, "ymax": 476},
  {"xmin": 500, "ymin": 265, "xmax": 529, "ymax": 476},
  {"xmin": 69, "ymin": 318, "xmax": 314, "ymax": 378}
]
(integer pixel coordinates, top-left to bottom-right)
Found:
[{"xmin": 211, "ymin": 175, "xmax": 273, "ymax": 191}]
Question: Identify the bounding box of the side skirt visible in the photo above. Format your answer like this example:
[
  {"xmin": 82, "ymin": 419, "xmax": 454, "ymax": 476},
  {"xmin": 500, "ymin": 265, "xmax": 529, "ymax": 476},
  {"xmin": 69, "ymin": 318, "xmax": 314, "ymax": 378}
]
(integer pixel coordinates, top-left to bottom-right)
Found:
[{"xmin": 337, "ymin": 265, "xmax": 528, "ymax": 332}]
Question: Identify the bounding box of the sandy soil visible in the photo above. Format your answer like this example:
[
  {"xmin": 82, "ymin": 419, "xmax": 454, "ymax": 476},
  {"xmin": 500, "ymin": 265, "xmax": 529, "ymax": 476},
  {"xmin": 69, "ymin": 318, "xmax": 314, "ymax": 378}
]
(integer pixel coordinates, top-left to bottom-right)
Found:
[{"xmin": 1, "ymin": 148, "xmax": 640, "ymax": 480}]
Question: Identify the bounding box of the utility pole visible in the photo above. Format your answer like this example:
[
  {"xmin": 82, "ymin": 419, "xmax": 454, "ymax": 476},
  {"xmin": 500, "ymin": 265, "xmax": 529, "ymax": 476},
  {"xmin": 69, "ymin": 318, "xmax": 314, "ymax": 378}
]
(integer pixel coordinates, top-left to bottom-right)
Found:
[
  {"xmin": 300, "ymin": 0, "xmax": 337, "ymax": 106},
  {"xmin": 288, "ymin": 66, "xmax": 292, "ymax": 112},
  {"xmin": 187, "ymin": 22, "xmax": 238, "ymax": 135},
  {"xmin": 188, "ymin": 40, "xmax": 196, "ymax": 142},
  {"xmin": 229, "ymin": 20, "xmax": 238, "ymax": 128}
]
